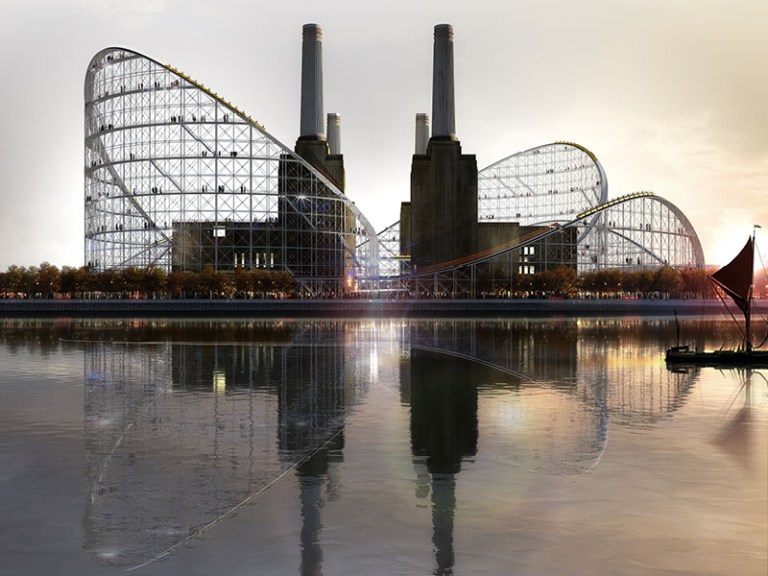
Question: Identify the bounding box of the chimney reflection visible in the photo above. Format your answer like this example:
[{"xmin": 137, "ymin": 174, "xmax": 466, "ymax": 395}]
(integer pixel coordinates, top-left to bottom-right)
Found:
[
  {"xmin": 408, "ymin": 348, "xmax": 478, "ymax": 575},
  {"xmin": 277, "ymin": 324, "xmax": 348, "ymax": 576},
  {"xmin": 296, "ymin": 444, "xmax": 343, "ymax": 576}
]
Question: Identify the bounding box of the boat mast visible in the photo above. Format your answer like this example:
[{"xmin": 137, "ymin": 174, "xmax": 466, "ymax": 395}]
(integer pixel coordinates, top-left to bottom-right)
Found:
[{"xmin": 746, "ymin": 225, "xmax": 760, "ymax": 352}]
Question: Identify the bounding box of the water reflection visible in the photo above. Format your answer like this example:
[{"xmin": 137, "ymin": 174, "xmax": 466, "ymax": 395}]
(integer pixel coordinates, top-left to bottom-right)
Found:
[
  {"xmin": 711, "ymin": 368, "xmax": 766, "ymax": 471},
  {"xmin": 0, "ymin": 317, "xmax": 745, "ymax": 574},
  {"xmin": 407, "ymin": 318, "xmax": 698, "ymax": 430},
  {"xmin": 77, "ymin": 321, "xmax": 363, "ymax": 570},
  {"xmin": 408, "ymin": 348, "xmax": 478, "ymax": 575}
]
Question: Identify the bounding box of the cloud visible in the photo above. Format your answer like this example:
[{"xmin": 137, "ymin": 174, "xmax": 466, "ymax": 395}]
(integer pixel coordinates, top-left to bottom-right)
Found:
[{"xmin": 77, "ymin": 0, "xmax": 169, "ymax": 19}]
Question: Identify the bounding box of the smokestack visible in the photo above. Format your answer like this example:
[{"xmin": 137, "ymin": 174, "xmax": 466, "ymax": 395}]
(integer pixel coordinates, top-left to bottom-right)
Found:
[
  {"xmin": 431, "ymin": 24, "xmax": 456, "ymax": 140},
  {"xmin": 300, "ymin": 23, "xmax": 325, "ymax": 140},
  {"xmin": 415, "ymin": 113, "xmax": 430, "ymax": 154},
  {"xmin": 327, "ymin": 113, "xmax": 341, "ymax": 155}
]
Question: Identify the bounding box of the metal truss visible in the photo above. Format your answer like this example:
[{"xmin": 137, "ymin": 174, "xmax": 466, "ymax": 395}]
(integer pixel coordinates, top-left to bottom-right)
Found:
[
  {"xmin": 391, "ymin": 192, "xmax": 704, "ymax": 296},
  {"xmin": 84, "ymin": 48, "xmax": 377, "ymax": 295},
  {"xmin": 574, "ymin": 192, "xmax": 704, "ymax": 271},
  {"xmin": 476, "ymin": 142, "xmax": 703, "ymax": 272},
  {"xmin": 376, "ymin": 220, "xmax": 403, "ymax": 275},
  {"xmin": 478, "ymin": 142, "xmax": 608, "ymax": 226}
]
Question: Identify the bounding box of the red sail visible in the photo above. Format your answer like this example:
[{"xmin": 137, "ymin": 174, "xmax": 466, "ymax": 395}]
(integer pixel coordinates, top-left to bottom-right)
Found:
[{"xmin": 711, "ymin": 238, "xmax": 754, "ymax": 314}]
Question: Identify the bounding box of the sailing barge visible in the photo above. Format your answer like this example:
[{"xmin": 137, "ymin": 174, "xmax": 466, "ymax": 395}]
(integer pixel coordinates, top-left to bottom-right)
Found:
[{"xmin": 666, "ymin": 231, "xmax": 768, "ymax": 366}]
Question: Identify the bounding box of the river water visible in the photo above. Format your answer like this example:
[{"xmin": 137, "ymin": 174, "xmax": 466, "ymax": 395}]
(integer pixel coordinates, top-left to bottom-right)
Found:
[{"xmin": 0, "ymin": 317, "xmax": 765, "ymax": 576}]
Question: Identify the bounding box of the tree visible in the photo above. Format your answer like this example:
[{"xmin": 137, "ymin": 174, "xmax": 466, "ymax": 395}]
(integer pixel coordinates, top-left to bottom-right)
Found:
[
  {"xmin": 166, "ymin": 272, "xmax": 187, "ymax": 298},
  {"xmin": 601, "ymin": 269, "xmax": 623, "ymax": 295},
  {"xmin": 74, "ymin": 266, "xmax": 92, "ymax": 296},
  {"xmin": 94, "ymin": 269, "xmax": 120, "ymax": 295},
  {"xmin": 529, "ymin": 269, "xmax": 549, "ymax": 294},
  {"xmin": 653, "ymin": 266, "xmax": 683, "ymax": 297},
  {"xmin": 251, "ymin": 269, "xmax": 270, "ymax": 296},
  {"xmin": 37, "ymin": 262, "xmax": 61, "ymax": 298},
  {"xmin": 122, "ymin": 267, "xmax": 144, "ymax": 297},
  {"xmin": 624, "ymin": 269, "xmax": 654, "ymax": 296},
  {"xmin": 272, "ymin": 271, "xmax": 294, "ymax": 296},
  {"xmin": 513, "ymin": 272, "xmax": 533, "ymax": 296},
  {"xmin": 3, "ymin": 265, "xmax": 23, "ymax": 295},
  {"xmin": 182, "ymin": 272, "xmax": 202, "ymax": 297},
  {"xmin": 679, "ymin": 268, "xmax": 709, "ymax": 298},
  {"xmin": 142, "ymin": 266, "xmax": 167, "ymax": 298},
  {"xmin": 199, "ymin": 266, "xmax": 218, "ymax": 297},
  {"xmin": 233, "ymin": 267, "xmax": 253, "ymax": 297},
  {"xmin": 578, "ymin": 270, "xmax": 598, "ymax": 294},
  {"xmin": 59, "ymin": 266, "xmax": 79, "ymax": 297},
  {"xmin": 20, "ymin": 266, "xmax": 38, "ymax": 297},
  {"xmin": 548, "ymin": 266, "xmax": 577, "ymax": 296},
  {"xmin": 215, "ymin": 273, "xmax": 236, "ymax": 299}
]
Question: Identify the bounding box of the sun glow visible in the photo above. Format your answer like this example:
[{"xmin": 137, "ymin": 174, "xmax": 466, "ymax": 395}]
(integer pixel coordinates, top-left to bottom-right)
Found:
[{"xmin": 708, "ymin": 217, "xmax": 764, "ymax": 268}]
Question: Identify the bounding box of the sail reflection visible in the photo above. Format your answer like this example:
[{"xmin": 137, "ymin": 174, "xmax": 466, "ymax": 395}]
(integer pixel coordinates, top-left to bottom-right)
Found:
[{"xmin": 712, "ymin": 369, "xmax": 764, "ymax": 470}]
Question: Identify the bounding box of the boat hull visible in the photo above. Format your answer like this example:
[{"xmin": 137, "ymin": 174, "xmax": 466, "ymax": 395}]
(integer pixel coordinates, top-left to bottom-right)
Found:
[{"xmin": 665, "ymin": 346, "xmax": 768, "ymax": 367}]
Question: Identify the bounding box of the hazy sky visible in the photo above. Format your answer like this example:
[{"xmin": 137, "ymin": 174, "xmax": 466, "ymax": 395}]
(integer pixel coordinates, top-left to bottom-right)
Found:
[{"xmin": 0, "ymin": 0, "xmax": 766, "ymax": 269}]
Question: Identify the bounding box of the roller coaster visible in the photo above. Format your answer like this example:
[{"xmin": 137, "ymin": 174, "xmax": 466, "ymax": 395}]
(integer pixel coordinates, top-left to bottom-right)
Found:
[
  {"xmin": 378, "ymin": 142, "xmax": 704, "ymax": 296},
  {"xmin": 85, "ymin": 49, "xmax": 703, "ymax": 298},
  {"xmin": 84, "ymin": 47, "xmax": 379, "ymax": 296}
]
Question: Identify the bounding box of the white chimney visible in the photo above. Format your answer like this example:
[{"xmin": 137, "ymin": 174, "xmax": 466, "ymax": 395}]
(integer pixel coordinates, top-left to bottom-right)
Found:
[
  {"xmin": 300, "ymin": 24, "xmax": 325, "ymax": 139},
  {"xmin": 415, "ymin": 113, "xmax": 430, "ymax": 154},
  {"xmin": 327, "ymin": 113, "xmax": 341, "ymax": 155},
  {"xmin": 431, "ymin": 24, "xmax": 456, "ymax": 139}
]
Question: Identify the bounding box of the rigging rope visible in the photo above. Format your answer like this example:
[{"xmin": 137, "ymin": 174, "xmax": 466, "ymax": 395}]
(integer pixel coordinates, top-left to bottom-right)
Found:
[
  {"xmin": 713, "ymin": 285, "xmax": 746, "ymax": 350},
  {"xmin": 752, "ymin": 238, "xmax": 768, "ymax": 348}
]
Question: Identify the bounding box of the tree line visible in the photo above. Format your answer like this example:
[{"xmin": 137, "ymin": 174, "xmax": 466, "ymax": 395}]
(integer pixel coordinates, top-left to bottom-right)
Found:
[
  {"xmin": 0, "ymin": 264, "xmax": 293, "ymax": 299},
  {"xmin": 480, "ymin": 265, "xmax": 717, "ymax": 299},
  {"xmin": 0, "ymin": 263, "xmax": 759, "ymax": 299}
]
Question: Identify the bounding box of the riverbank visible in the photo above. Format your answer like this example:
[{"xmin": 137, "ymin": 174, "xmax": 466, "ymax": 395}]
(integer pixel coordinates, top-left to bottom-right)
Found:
[{"xmin": 0, "ymin": 298, "xmax": 726, "ymax": 317}]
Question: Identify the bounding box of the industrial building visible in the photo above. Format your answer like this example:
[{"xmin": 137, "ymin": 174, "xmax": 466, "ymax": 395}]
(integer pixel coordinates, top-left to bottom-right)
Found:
[{"xmin": 84, "ymin": 24, "xmax": 704, "ymax": 297}]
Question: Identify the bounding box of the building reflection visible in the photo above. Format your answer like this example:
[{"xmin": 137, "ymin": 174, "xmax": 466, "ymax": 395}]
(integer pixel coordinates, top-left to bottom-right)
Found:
[
  {"xmin": 574, "ymin": 318, "xmax": 699, "ymax": 426},
  {"xmin": 406, "ymin": 318, "xmax": 699, "ymax": 427},
  {"xmin": 0, "ymin": 317, "xmax": 706, "ymax": 573},
  {"xmin": 402, "ymin": 319, "xmax": 704, "ymax": 573},
  {"xmin": 408, "ymin": 348, "xmax": 478, "ymax": 575},
  {"xmin": 405, "ymin": 334, "xmax": 606, "ymax": 573},
  {"xmin": 79, "ymin": 320, "xmax": 362, "ymax": 571}
]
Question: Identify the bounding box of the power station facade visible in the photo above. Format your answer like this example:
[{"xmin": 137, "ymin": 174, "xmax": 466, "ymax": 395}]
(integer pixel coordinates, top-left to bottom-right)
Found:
[{"xmin": 85, "ymin": 24, "xmax": 704, "ymax": 296}]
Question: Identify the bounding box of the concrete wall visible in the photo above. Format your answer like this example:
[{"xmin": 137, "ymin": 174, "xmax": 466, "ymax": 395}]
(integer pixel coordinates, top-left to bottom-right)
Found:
[
  {"xmin": 410, "ymin": 139, "xmax": 477, "ymax": 268},
  {"xmin": 294, "ymin": 139, "xmax": 345, "ymax": 191},
  {"xmin": 400, "ymin": 202, "xmax": 412, "ymax": 256},
  {"xmin": 477, "ymin": 222, "xmax": 521, "ymax": 252}
]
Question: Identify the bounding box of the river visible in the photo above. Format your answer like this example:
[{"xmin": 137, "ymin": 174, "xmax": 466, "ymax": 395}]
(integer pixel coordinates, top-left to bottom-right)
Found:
[{"xmin": 0, "ymin": 317, "xmax": 765, "ymax": 575}]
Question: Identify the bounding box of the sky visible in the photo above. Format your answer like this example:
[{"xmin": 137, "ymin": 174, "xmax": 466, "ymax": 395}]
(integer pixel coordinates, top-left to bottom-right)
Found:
[{"xmin": 0, "ymin": 0, "xmax": 766, "ymax": 270}]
